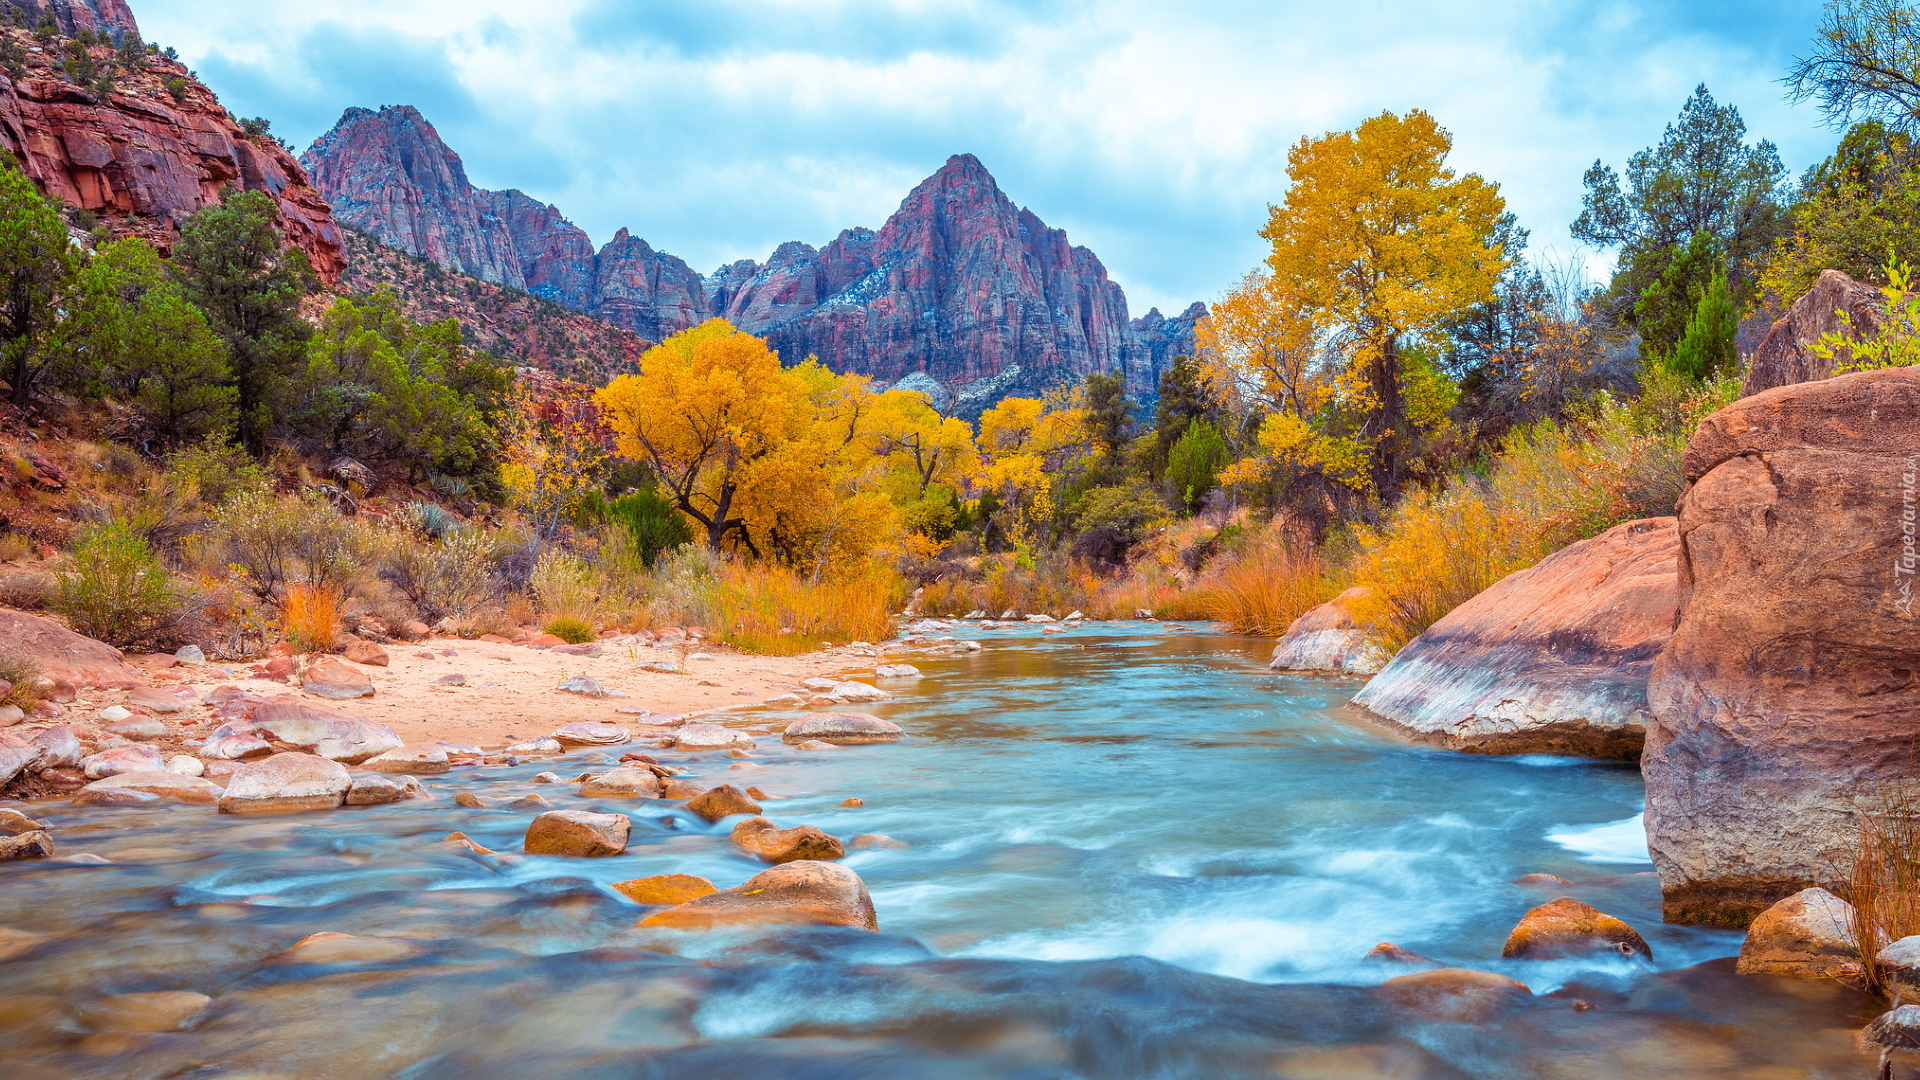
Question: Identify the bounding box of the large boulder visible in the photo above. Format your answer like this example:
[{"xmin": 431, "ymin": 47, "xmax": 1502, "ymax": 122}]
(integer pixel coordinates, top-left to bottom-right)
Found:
[
  {"xmin": 1500, "ymin": 896, "xmax": 1652, "ymax": 960},
  {"xmin": 216, "ymin": 752, "xmax": 352, "ymax": 813},
  {"xmin": 79, "ymin": 770, "xmax": 223, "ymax": 805},
  {"xmin": 1351, "ymin": 517, "xmax": 1678, "ymax": 759},
  {"xmin": 250, "ymin": 698, "xmax": 401, "ymax": 763},
  {"xmin": 0, "ymin": 607, "xmax": 141, "ymax": 688},
  {"xmin": 731, "ymin": 817, "xmax": 845, "ymax": 863},
  {"xmin": 524, "ymin": 810, "xmax": 630, "ymax": 856},
  {"xmin": 1645, "ymin": 367, "xmax": 1920, "ymax": 926},
  {"xmin": 638, "ymin": 860, "xmax": 879, "ymax": 931},
  {"xmin": 300, "ymin": 658, "xmax": 375, "ymax": 700},
  {"xmin": 1736, "ymin": 887, "xmax": 1865, "ymax": 978},
  {"xmin": 1741, "ymin": 269, "xmax": 1886, "ymax": 398},
  {"xmin": 1268, "ymin": 587, "xmax": 1387, "ymax": 675}
]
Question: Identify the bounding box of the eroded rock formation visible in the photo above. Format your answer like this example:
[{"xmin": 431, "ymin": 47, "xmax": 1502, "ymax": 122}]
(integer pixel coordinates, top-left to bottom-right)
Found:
[
  {"xmin": 1350, "ymin": 517, "xmax": 1680, "ymax": 759},
  {"xmin": 1645, "ymin": 367, "xmax": 1920, "ymax": 926},
  {"xmin": 1741, "ymin": 269, "xmax": 1887, "ymax": 398},
  {"xmin": 303, "ymin": 106, "xmax": 1204, "ymax": 404},
  {"xmin": 1, "ymin": 1, "xmax": 139, "ymax": 40}
]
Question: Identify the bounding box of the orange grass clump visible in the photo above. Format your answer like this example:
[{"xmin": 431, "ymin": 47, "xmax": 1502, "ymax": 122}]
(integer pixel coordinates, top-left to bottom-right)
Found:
[
  {"xmin": 281, "ymin": 583, "xmax": 342, "ymax": 654},
  {"xmin": 712, "ymin": 562, "xmax": 905, "ymax": 656},
  {"xmin": 1198, "ymin": 542, "xmax": 1335, "ymax": 636},
  {"xmin": 1846, "ymin": 786, "xmax": 1920, "ymax": 996}
]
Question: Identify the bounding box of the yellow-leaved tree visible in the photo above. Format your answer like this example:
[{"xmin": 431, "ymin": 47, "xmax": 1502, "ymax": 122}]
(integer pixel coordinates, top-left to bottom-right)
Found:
[{"xmin": 1236, "ymin": 108, "xmax": 1511, "ymax": 495}]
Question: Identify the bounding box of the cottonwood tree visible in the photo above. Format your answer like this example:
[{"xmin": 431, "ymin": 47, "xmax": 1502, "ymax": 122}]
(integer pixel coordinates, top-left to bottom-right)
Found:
[{"xmin": 1252, "ymin": 108, "xmax": 1510, "ymax": 496}]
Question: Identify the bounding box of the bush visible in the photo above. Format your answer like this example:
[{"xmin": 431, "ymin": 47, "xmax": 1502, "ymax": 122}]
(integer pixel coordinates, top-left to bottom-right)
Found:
[
  {"xmin": 530, "ymin": 549, "xmax": 597, "ymax": 623},
  {"xmin": 0, "ymin": 651, "xmax": 41, "ymax": 710},
  {"xmin": 1166, "ymin": 419, "xmax": 1230, "ymax": 511},
  {"xmin": 165, "ymin": 438, "xmax": 272, "ymax": 507},
  {"xmin": 1198, "ymin": 541, "xmax": 1335, "ymax": 636},
  {"xmin": 0, "ymin": 533, "xmax": 27, "ymax": 562},
  {"xmin": 281, "ymin": 582, "xmax": 340, "ymax": 654},
  {"xmin": 543, "ymin": 615, "xmax": 596, "ymax": 644},
  {"xmin": 605, "ymin": 485, "xmax": 692, "ymax": 568},
  {"xmin": 1070, "ymin": 482, "xmax": 1164, "ymax": 566},
  {"xmin": 50, "ymin": 523, "xmax": 181, "ymax": 647},
  {"xmin": 712, "ymin": 561, "xmax": 904, "ymax": 655},
  {"xmin": 378, "ymin": 518, "xmax": 499, "ymax": 624},
  {"xmin": 211, "ymin": 491, "xmax": 369, "ymax": 597}
]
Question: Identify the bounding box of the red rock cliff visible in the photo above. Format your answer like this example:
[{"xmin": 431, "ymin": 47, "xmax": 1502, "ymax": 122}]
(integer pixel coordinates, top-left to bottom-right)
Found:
[
  {"xmin": 0, "ymin": 25, "xmax": 342, "ymax": 282},
  {"xmin": 2, "ymin": 0, "xmax": 139, "ymax": 40}
]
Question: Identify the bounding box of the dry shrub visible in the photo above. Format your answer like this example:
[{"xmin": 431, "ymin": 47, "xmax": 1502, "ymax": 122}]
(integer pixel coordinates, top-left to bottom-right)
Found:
[
  {"xmin": 0, "ymin": 652, "xmax": 41, "ymax": 710},
  {"xmin": 1198, "ymin": 541, "xmax": 1335, "ymax": 635},
  {"xmin": 0, "ymin": 534, "xmax": 28, "ymax": 562},
  {"xmin": 282, "ymin": 583, "xmax": 342, "ymax": 654},
  {"xmin": 50, "ymin": 523, "xmax": 184, "ymax": 648},
  {"xmin": 712, "ymin": 562, "xmax": 904, "ymax": 655},
  {"xmin": 211, "ymin": 491, "xmax": 373, "ymax": 599},
  {"xmin": 1342, "ymin": 486, "xmax": 1518, "ymax": 655},
  {"xmin": 1847, "ymin": 784, "xmax": 1920, "ymax": 996},
  {"xmin": 531, "ymin": 549, "xmax": 598, "ymax": 624},
  {"xmin": 378, "ymin": 519, "xmax": 500, "ymax": 624},
  {"xmin": 0, "ymin": 567, "xmax": 53, "ymax": 610}
]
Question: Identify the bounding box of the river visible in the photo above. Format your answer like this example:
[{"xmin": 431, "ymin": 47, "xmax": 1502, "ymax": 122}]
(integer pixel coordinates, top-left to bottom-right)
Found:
[{"xmin": 0, "ymin": 622, "xmax": 1878, "ymax": 1078}]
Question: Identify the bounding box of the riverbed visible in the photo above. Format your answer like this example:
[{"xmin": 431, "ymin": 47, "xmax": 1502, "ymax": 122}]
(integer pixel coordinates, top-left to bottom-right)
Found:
[{"xmin": 0, "ymin": 622, "xmax": 1878, "ymax": 1078}]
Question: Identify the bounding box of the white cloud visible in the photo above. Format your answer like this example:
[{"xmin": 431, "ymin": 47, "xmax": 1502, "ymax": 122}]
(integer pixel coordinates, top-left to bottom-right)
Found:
[{"xmin": 134, "ymin": 0, "xmax": 1831, "ymax": 315}]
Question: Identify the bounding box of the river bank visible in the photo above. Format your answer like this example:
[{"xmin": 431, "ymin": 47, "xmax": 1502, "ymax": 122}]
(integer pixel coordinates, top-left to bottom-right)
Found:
[{"xmin": 0, "ymin": 622, "xmax": 1882, "ymax": 1079}]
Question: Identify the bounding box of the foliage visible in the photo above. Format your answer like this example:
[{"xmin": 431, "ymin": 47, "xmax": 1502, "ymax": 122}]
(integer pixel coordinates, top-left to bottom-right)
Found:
[
  {"xmin": 1249, "ymin": 109, "xmax": 1509, "ymax": 494},
  {"xmin": 542, "ymin": 615, "xmax": 596, "ymax": 644},
  {"xmin": 0, "ymin": 161, "xmax": 77, "ymax": 406},
  {"xmin": 211, "ymin": 491, "xmax": 369, "ymax": 598},
  {"xmin": 498, "ymin": 377, "xmax": 608, "ymax": 547},
  {"xmin": 1844, "ymin": 781, "xmax": 1920, "ymax": 996},
  {"xmin": 604, "ymin": 485, "xmax": 694, "ymax": 568},
  {"xmin": 50, "ymin": 523, "xmax": 181, "ymax": 647},
  {"xmin": 1199, "ymin": 540, "xmax": 1335, "ymax": 636},
  {"xmin": 1081, "ymin": 370, "xmax": 1132, "ymax": 466},
  {"xmin": 0, "ymin": 650, "xmax": 40, "ymax": 710},
  {"xmin": 1573, "ymin": 84, "xmax": 1786, "ymax": 313},
  {"xmin": 1763, "ymin": 120, "xmax": 1920, "ymax": 299},
  {"xmin": 710, "ymin": 560, "xmax": 904, "ymax": 655},
  {"xmin": 530, "ymin": 548, "xmax": 597, "ymax": 623},
  {"xmin": 1668, "ymin": 271, "xmax": 1739, "ymax": 381},
  {"xmin": 173, "ymin": 189, "xmax": 316, "ymax": 453},
  {"xmin": 1165, "ymin": 418, "xmax": 1230, "ymax": 511},
  {"xmin": 1786, "ymin": 0, "xmax": 1920, "ymax": 131},
  {"xmin": 1632, "ymin": 231, "xmax": 1726, "ymax": 362},
  {"xmin": 376, "ymin": 513, "xmax": 499, "ymax": 624},
  {"xmin": 163, "ymin": 437, "xmax": 273, "ymax": 507},
  {"xmin": 280, "ymin": 582, "xmax": 340, "ymax": 654},
  {"xmin": 1151, "ymin": 353, "xmax": 1220, "ymax": 472},
  {"xmin": 65, "ymin": 239, "xmax": 235, "ymax": 447},
  {"xmin": 1069, "ymin": 482, "xmax": 1163, "ymax": 566}
]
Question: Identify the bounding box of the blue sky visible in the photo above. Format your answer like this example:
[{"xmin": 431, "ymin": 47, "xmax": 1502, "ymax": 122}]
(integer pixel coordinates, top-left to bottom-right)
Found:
[{"xmin": 136, "ymin": 0, "xmax": 1833, "ymax": 315}]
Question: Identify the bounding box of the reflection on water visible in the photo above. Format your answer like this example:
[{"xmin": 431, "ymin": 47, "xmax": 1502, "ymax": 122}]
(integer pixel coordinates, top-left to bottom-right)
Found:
[{"xmin": 0, "ymin": 623, "xmax": 1881, "ymax": 1078}]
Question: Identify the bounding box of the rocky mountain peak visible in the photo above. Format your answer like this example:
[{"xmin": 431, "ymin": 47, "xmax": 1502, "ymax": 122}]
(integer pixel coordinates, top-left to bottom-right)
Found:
[{"xmin": 1, "ymin": 0, "xmax": 138, "ymax": 40}]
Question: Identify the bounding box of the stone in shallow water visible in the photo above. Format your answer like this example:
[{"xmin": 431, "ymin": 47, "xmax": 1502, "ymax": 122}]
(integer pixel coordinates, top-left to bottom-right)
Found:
[
  {"xmin": 81, "ymin": 745, "xmax": 165, "ymax": 779},
  {"xmin": 730, "ymin": 817, "xmax": 844, "ymax": 864},
  {"xmin": 524, "ymin": 810, "xmax": 630, "ymax": 856},
  {"xmin": 1863, "ymin": 1004, "xmax": 1920, "ymax": 1050},
  {"xmin": 1737, "ymin": 887, "xmax": 1864, "ymax": 978},
  {"xmin": 344, "ymin": 772, "xmax": 407, "ymax": 805},
  {"xmin": 0, "ymin": 807, "xmax": 45, "ymax": 834},
  {"xmin": 782, "ymin": 713, "xmax": 902, "ymax": 745},
  {"xmin": 686, "ymin": 784, "xmax": 760, "ymax": 822},
  {"xmin": 674, "ymin": 723, "xmax": 753, "ymax": 751},
  {"xmin": 506, "ymin": 736, "xmax": 561, "ymax": 755},
  {"xmin": 553, "ymin": 722, "xmax": 628, "ymax": 746},
  {"xmin": 578, "ymin": 766, "xmax": 662, "ymax": 798},
  {"xmin": 1375, "ymin": 968, "xmax": 1533, "ymax": 1024},
  {"xmin": 79, "ymin": 770, "xmax": 222, "ymax": 805},
  {"xmin": 1501, "ymin": 896, "xmax": 1651, "ymax": 960},
  {"xmin": 359, "ymin": 744, "xmax": 450, "ymax": 774},
  {"xmin": 612, "ymin": 873, "xmax": 718, "ymax": 905},
  {"xmin": 0, "ymin": 830, "xmax": 54, "ymax": 859},
  {"xmin": 216, "ymin": 752, "xmax": 351, "ymax": 814},
  {"xmin": 849, "ymin": 833, "xmax": 907, "ymax": 850},
  {"xmin": 271, "ymin": 932, "xmax": 424, "ymax": 964},
  {"xmin": 641, "ymin": 860, "xmax": 878, "ymax": 931}
]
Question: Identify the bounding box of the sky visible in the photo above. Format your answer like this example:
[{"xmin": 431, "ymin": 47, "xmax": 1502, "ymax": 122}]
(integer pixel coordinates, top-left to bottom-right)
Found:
[{"xmin": 135, "ymin": 0, "xmax": 1834, "ymax": 316}]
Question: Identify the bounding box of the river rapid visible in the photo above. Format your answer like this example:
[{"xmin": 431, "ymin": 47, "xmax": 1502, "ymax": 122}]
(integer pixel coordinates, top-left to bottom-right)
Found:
[{"xmin": 0, "ymin": 623, "xmax": 1879, "ymax": 1078}]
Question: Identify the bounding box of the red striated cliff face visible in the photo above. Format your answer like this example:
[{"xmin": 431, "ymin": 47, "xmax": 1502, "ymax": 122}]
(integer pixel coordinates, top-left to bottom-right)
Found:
[
  {"xmin": 304, "ymin": 106, "xmax": 1205, "ymax": 404},
  {"xmin": 1, "ymin": 0, "xmax": 139, "ymax": 40},
  {"xmin": 0, "ymin": 26, "xmax": 342, "ymax": 282}
]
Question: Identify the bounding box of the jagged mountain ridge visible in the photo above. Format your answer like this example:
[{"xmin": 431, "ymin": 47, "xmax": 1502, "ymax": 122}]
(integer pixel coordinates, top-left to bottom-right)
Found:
[{"xmin": 301, "ymin": 105, "xmax": 1201, "ymax": 405}]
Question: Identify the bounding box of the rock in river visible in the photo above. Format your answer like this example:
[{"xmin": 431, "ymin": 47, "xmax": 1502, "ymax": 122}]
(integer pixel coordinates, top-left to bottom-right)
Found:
[
  {"xmin": 1501, "ymin": 896, "xmax": 1651, "ymax": 960},
  {"xmin": 578, "ymin": 766, "xmax": 662, "ymax": 798},
  {"xmin": 1736, "ymin": 887, "xmax": 1866, "ymax": 978},
  {"xmin": 639, "ymin": 860, "xmax": 879, "ymax": 931},
  {"xmin": 0, "ymin": 830, "xmax": 55, "ymax": 860},
  {"xmin": 553, "ymin": 722, "xmax": 628, "ymax": 746},
  {"xmin": 250, "ymin": 698, "xmax": 401, "ymax": 763},
  {"xmin": 686, "ymin": 784, "xmax": 761, "ymax": 822},
  {"xmin": 1268, "ymin": 587, "xmax": 1387, "ymax": 675},
  {"xmin": 612, "ymin": 873, "xmax": 718, "ymax": 906},
  {"xmin": 79, "ymin": 770, "xmax": 222, "ymax": 805},
  {"xmin": 674, "ymin": 723, "xmax": 753, "ymax": 751},
  {"xmin": 1374, "ymin": 968, "xmax": 1533, "ymax": 1024},
  {"xmin": 216, "ymin": 752, "xmax": 352, "ymax": 813},
  {"xmin": 1645, "ymin": 366, "xmax": 1920, "ymax": 925},
  {"xmin": 781, "ymin": 713, "xmax": 903, "ymax": 745},
  {"xmin": 1352, "ymin": 516, "xmax": 1677, "ymax": 760},
  {"xmin": 731, "ymin": 817, "xmax": 845, "ymax": 863},
  {"xmin": 358, "ymin": 744, "xmax": 450, "ymax": 774},
  {"xmin": 524, "ymin": 810, "xmax": 630, "ymax": 856}
]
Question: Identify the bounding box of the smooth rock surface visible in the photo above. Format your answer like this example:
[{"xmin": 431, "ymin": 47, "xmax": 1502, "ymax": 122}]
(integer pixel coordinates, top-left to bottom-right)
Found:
[
  {"xmin": 1737, "ymin": 887, "xmax": 1865, "ymax": 978},
  {"xmin": 216, "ymin": 752, "xmax": 352, "ymax": 813},
  {"xmin": 0, "ymin": 607, "xmax": 141, "ymax": 688},
  {"xmin": 639, "ymin": 860, "xmax": 879, "ymax": 931},
  {"xmin": 0, "ymin": 830, "xmax": 54, "ymax": 859},
  {"xmin": 781, "ymin": 713, "xmax": 904, "ymax": 745},
  {"xmin": 78, "ymin": 991, "xmax": 212, "ymax": 1033},
  {"xmin": 552, "ymin": 722, "xmax": 628, "ymax": 746},
  {"xmin": 612, "ymin": 874, "xmax": 718, "ymax": 906},
  {"xmin": 1742, "ymin": 269, "xmax": 1886, "ymax": 398},
  {"xmin": 301, "ymin": 659, "xmax": 375, "ymax": 700},
  {"xmin": 1353, "ymin": 517, "xmax": 1678, "ymax": 759},
  {"xmin": 686, "ymin": 784, "xmax": 761, "ymax": 822},
  {"xmin": 577, "ymin": 766, "xmax": 662, "ymax": 798},
  {"xmin": 250, "ymin": 698, "xmax": 401, "ymax": 763},
  {"xmin": 358, "ymin": 744, "xmax": 450, "ymax": 774},
  {"xmin": 524, "ymin": 810, "xmax": 630, "ymax": 856},
  {"xmin": 1268, "ymin": 587, "xmax": 1388, "ymax": 675},
  {"xmin": 731, "ymin": 817, "xmax": 845, "ymax": 863},
  {"xmin": 1645, "ymin": 366, "xmax": 1920, "ymax": 925},
  {"xmin": 1374, "ymin": 969, "xmax": 1533, "ymax": 1024},
  {"xmin": 79, "ymin": 770, "xmax": 222, "ymax": 805},
  {"xmin": 81, "ymin": 745, "xmax": 166, "ymax": 780},
  {"xmin": 1501, "ymin": 896, "xmax": 1651, "ymax": 960},
  {"xmin": 674, "ymin": 723, "xmax": 754, "ymax": 751}
]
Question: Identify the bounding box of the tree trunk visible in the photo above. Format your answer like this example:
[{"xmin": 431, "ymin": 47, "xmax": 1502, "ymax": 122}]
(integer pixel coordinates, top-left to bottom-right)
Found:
[{"xmin": 1364, "ymin": 336, "xmax": 1408, "ymax": 498}]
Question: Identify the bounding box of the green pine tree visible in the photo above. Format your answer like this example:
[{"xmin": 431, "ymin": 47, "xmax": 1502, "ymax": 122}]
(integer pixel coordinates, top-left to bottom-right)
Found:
[{"xmin": 1668, "ymin": 271, "xmax": 1739, "ymax": 382}]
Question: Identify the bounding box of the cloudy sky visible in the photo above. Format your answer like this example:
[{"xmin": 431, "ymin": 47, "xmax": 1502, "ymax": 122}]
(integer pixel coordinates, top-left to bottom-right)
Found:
[{"xmin": 137, "ymin": 0, "xmax": 1831, "ymax": 315}]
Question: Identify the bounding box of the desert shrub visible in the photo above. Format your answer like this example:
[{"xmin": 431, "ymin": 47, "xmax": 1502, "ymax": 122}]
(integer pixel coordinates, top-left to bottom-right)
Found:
[
  {"xmin": 605, "ymin": 485, "xmax": 694, "ymax": 568},
  {"xmin": 1070, "ymin": 482, "xmax": 1164, "ymax": 567},
  {"xmin": 1198, "ymin": 541, "xmax": 1335, "ymax": 636},
  {"xmin": 49, "ymin": 523, "xmax": 181, "ymax": 647},
  {"xmin": 407, "ymin": 500, "xmax": 460, "ymax": 541},
  {"xmin": 211, "ymin": 491, "xmax": 370, "ymax": 597},
  {"xmin": 0, "ymin": 567, "xmax": 52, "ymax": 609},
  {"xmin": 543, "ymin": 615, "xmax": 596, "ymax": 644},
  {"xmin": 530, "ymin": 549, "xmax": 597, "ymax": 623},
  {"xmin": 641, "ymin": 544, "xmax": 724, "ymax": 629},
  {"xmin": 281, "ymin": 582, "xmax": 340, "ymax": 654},
  {"xmin": 164, "ymin": 437, "xmax": 272, "ymax": 507},
  {"xmin": 0, "ymin": 651, "xmax": 41, "ymax": 709},
  {"xmin": 377, "ymin": 522, "xmax": 499, "ymax": 624},
  {"xmin": 0, "ymin": 533, "xmax": 27, "ymax": 562},
  {"xmin": 711, "ymin": 561, "xmax": 903, "ymax": 655}
]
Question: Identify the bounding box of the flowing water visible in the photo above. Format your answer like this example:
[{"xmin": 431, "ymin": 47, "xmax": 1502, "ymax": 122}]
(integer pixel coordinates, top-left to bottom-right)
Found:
[{"xmin": 0, "ymin": 623, "xmax": 1881, "ymax": 1078}]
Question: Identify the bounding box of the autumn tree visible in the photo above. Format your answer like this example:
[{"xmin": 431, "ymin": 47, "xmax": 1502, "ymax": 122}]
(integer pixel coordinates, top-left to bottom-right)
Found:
[
  {"xmin": 1253, "ymin": 108, "xmax": 1510, "ymax": 495},
  {"xmin": 499, "ymin": 376, "xmax": 608, "ymax": 548}
]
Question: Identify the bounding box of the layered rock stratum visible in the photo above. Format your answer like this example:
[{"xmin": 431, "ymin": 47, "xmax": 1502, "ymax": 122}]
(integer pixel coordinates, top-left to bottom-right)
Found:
[
  {"xmin": 0, "ymin": 21, "xmax": 342, "ymax": 283},
  {"xmin": 302, "ymin": 105, "xmax": 1201, "ymax": 406},
  {"xmin": 1644, "ymin": 366, "xmax": 1920, "ymax": 926},
  {"xmin": 1351, "ymin": 517, "xmax": 1679, "ymax": 759}
]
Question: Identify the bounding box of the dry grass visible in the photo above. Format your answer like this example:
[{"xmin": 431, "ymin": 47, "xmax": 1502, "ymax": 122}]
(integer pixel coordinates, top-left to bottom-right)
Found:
[
  {"xmin": 282, "ymin": 583, "xmax": 343, "ymax": 654},
  {"xmin": 1847, "ymin": 785, "xmax": 1920, "ymax": 996},
  {"xmin": 0, "ymin": 534, "xmax": 28, "ymax": 562},
  {"xmin": 1340, "ymin": 486, "xmax": 1520, "ymax": 655},
  {"xmin": 1197, "ymin": 541, "xmax": 1335, "ymax": 635},
  {"xmin": 712, "ymin": 562, "xmax": 904, "ymax": 655},
  {"xmin": 543, "ymin": 615, "xmax": 596, "ymax": 643},
  {"xmin": 0, "ymin": 652, "xmax": 42, "ymax": 710}
]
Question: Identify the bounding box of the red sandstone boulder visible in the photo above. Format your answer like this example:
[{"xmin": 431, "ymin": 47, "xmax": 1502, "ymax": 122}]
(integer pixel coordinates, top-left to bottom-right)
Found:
[
  {"xmin": 250, "ymin": 698, "xmax": 400, "ymax": 763},
  {"xmin": 612, "ymin": 874, "xmax": 717, "ymax": 906},
  {"xmin": 524, "ymin": 810, "xmax": 630, "ymax": 856},
  {"xmin": 578, "ymin": 766, "xmax": 662, "ymax": 798},
  {"xmin": 301, "ymin": 659, "xmax": 374, "ymax": 700},
  {"xmin": 0, "ymin": 607, "xmax": 140, "ymax": 688},
  {"xmin": 730, "ymin": 817, "xmax": 845, "ymax": 864},
  {"xmin": 1501, "ymin": 896, "xmax": 1651, "ymax": 960},
  {"xmin": 1646, "ymin": 367, "xmax": 1920, "ymax": 925},
  {"xmin": 1736, "ymin": 887, "xmax": 1866, "ymax": 978},
  {"xmin": 780, "ymin": 713, "xmax": 902, "ymax": 745},
  {"xmin": 686, "ymin": 784, "xmax": 761, "ymax": 822},
  {"xmin": 1351, "ymin": 517, "xmax": 1678, "ymax": 759},
  {"xmin": 1741, "ymin": 269, "xmax": 1886, "ymax": 398},
  {"xmin": 217, "ymin": 752, "xmax": 351, "ymax": 813},
  {"xmin": 1268, "ymin": 587, "xmax": 1387, "ymax": 675},
  {"xmin": 79, "ymin": 770, "xmax": 222, "ymax": 805},
  {"xmin": 638, "ymin": 860, "xmax": 878, "ymax": 931}
]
